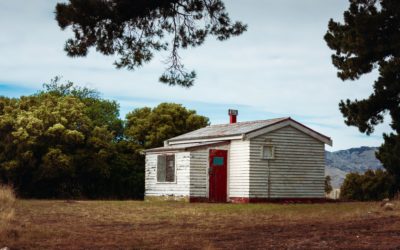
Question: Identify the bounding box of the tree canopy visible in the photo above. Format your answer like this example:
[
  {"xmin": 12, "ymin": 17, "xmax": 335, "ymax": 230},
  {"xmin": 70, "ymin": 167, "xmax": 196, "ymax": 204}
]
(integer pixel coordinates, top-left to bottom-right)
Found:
[
  {"xmin": 0, "ymin": 79, "xmax": 209, "ymax": 198},
  {"xmin": 324, "ymin": 0, "xmax": 400, "ymax": 192},
  {"xmin": 55, "ymin": 0, "xmax": 247, "ymax": 87},
  {"xmin": 125, "ymin": 102, "xmax": 209, "ymax": 149}
]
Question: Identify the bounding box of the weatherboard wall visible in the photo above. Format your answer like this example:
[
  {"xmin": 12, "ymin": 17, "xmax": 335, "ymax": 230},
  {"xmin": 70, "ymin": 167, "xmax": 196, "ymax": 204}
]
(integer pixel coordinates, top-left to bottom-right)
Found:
[
  {"xmin": 145, "ymin": 152, "xmax": 190, "ymax": 198},
  {"xmin": 189, "ymin": 141, "xmax": 250, "ymax": 200},
  {"xmin": 249, "ymin": 125, "xmax": 325, "ymax": 198},
  {"xmin": 228, "ymin": 139, "xmax": 250, "ymax": 198},
  {"xmin": 145, "ymin": 144, "xmax": 231, "ymax": 200},
  {"xmin": 189, "ymin": 144, "xmax": 230, "ymax": 199}
]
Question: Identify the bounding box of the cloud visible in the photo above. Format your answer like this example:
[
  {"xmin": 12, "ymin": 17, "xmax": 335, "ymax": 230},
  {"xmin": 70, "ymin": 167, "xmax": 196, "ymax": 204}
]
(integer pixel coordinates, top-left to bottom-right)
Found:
[{"xmin": 0, "ymin": 0, "xmax": 391, "ymax": 150}]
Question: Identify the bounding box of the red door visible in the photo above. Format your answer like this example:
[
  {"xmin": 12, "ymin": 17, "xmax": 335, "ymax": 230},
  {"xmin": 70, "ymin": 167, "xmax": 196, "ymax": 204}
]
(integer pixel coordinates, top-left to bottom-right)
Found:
[{"xmin": 209, "ymin": 149, "xmax": 228, "ymax": 202}]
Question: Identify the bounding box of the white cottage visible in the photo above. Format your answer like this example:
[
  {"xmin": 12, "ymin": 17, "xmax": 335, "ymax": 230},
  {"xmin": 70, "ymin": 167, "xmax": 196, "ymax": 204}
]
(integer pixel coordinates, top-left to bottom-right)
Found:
[{"xmin": 144, "ymin": 110, "xmax": 332, "ymax": 203}]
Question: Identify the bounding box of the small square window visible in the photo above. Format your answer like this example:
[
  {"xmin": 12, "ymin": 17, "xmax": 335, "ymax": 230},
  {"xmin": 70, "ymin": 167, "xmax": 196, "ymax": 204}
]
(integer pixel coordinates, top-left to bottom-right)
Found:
[{"xmin": 262, "ymin": 145, "xmax": 274, "ymax": 159}]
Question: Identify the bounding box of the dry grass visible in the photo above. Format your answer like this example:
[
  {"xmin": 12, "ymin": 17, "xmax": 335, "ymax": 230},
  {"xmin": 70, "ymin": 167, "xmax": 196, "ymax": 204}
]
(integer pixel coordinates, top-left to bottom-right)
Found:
[
  {"xmin": 1, "ymin": 200, "xmax": 400, "ymax": 249},
  {"xmin": 0, "ymin": 186, "xmax": 16, "ymax": 232}
]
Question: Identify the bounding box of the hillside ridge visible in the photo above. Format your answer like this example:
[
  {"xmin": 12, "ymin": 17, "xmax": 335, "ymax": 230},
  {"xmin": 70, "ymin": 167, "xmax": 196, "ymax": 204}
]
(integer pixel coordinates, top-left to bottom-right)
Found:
[{"xmin": 325, "ymin": 146, "xmax": 383, "ymax": 188}]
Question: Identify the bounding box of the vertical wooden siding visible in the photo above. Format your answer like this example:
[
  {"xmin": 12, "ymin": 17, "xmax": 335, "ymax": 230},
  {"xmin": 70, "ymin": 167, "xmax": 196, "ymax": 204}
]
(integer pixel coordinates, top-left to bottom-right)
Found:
[
  {"xmin": 249, "ymin": 125, "xmax": 325, "ymax": 198},
  {"xmin": 145, "ymin": 152, "xmax": 190, "ymax": 197}
]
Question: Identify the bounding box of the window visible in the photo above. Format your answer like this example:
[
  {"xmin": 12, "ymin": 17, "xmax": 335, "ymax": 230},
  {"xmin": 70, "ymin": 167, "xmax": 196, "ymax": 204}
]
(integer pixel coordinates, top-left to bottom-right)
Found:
[
  {"xmin": 262, "ymin": 145, "xmax": 275, "ymax": 159},
  {"xmin": 157, "ymin": 154, "xmax": 175, "ymax": 182},
  {"xmin": 212, "ymin": 156, "xmax": 224, "ymax": 166}
]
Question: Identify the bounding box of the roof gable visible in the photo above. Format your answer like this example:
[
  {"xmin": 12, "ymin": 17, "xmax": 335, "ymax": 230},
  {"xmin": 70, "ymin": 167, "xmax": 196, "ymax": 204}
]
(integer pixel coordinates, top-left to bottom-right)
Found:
[
  {"xmin": 166, "ymin": 117, "xmax": 332, "ymax": 146},
  {"xmin": 244, "ymin": 119, "xmax": 332, "ymax": 146}
]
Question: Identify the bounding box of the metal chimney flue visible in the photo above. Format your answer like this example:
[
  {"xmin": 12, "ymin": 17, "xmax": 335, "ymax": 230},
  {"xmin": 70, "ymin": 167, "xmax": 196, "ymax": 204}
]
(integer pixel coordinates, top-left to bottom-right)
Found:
[{"xmin": 228, "ymin": 109, "xmax": 238, "ymax": 124}]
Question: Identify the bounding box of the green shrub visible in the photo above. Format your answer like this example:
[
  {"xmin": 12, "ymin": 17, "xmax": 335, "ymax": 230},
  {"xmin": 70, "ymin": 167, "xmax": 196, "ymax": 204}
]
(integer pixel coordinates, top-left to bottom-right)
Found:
[{"xmin": 340, "ymin": 169, "xmax": 395, "ymax": 201}]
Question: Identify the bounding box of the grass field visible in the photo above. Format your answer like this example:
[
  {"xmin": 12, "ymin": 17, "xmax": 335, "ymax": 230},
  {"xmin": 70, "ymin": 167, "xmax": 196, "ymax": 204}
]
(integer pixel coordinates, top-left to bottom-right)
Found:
[{"xmin": 1, "ymin": 200, "xmax": 400, "ymax": 249}]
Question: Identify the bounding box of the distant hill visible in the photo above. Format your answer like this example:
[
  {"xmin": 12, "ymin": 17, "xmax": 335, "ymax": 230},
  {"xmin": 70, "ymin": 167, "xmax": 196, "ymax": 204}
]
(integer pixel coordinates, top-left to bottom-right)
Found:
[{"xmin": 325, "ymin": 146, "xmax": 383, "ymax": 188}]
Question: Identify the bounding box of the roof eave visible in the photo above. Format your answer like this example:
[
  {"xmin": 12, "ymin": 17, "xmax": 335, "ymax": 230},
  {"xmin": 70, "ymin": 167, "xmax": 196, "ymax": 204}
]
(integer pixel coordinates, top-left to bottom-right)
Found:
[
  {"xmin": 145, "ymin": 140, "xmax": 231, "ymax": 154},
  {"xmin": 244, "ymin": 119, "xmax": 333, "ymax": 146}
]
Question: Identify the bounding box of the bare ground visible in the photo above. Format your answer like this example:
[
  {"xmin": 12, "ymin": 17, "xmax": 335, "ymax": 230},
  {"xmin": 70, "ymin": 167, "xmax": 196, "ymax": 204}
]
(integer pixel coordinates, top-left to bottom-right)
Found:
[{"xmin": 1, "ymin": 200, "xmax": 400, "ymax": 249}]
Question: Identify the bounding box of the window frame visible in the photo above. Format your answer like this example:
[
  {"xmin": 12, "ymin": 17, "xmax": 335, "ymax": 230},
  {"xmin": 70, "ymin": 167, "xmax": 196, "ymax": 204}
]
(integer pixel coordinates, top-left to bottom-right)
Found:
[
  {"xmin": 156, "ymin": 153, "xmax": 177, "ymax": 184},
  {"xmin": 261, "ymin": 145, "xmax": 275, "ymax": 160}
]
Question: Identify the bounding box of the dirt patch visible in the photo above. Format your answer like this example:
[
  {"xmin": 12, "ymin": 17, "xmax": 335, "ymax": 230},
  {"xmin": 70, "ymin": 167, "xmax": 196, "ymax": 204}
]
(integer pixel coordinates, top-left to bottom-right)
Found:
[
  {"xmin": 1, "ymin": 200, "xmax": 400, "ymax": 249},
  {"xmin": 216, "ymin": 216, "xmax": 400, "ymax": 249}
]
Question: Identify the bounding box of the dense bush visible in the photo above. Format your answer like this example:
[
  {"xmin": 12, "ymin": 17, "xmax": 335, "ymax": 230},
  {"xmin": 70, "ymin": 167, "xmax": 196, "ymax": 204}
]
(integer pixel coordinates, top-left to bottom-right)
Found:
[
  {"xmin": 340, "ymin": 169, "xmax": 395, "ymax": 201},
  {"xmin": 0, "ymin": 79, "xmax": 208, "ymax": 199}
]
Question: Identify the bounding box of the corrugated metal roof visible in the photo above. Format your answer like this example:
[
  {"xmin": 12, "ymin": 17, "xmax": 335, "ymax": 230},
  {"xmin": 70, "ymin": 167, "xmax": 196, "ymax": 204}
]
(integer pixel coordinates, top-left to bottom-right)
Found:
[
  {"xmin": 168, "ymin": 117, "xmax": 290, "ymax": 142},
  {"xmin": 145, "ymin": 141, "xmax": 228, "ymax": 153}
]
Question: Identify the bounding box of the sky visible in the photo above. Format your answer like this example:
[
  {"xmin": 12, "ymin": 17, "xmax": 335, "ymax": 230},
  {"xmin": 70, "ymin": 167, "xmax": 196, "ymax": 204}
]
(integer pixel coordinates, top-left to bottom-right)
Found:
[{"xmin": 0, "ymin": 0, "xmax": 391, "ymax": 151}]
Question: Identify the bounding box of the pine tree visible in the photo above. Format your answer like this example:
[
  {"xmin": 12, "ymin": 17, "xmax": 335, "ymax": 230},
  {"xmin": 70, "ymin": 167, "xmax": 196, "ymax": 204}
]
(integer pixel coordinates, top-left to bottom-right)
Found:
[
  {"xmin": 55, "ymin": 0, "xmax": 247, "ymax": 87},
  {"xmin": 325, "ymin": 0, "xmax": 400, "ymax": 193}
]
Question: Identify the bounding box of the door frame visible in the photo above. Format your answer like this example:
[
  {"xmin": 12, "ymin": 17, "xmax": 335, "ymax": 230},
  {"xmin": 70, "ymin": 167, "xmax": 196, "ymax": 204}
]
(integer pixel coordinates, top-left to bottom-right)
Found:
[{"xmin": 208, "ymin": 149, "xmax": 228, "ymax": 202}]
